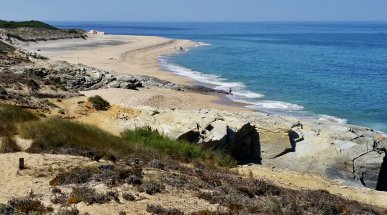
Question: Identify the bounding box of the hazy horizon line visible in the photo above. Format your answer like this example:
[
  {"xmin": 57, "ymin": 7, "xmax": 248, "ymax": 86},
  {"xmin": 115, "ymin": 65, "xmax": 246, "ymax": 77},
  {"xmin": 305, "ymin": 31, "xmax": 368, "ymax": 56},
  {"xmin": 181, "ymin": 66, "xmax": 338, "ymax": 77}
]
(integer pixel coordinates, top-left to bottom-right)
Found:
[{"xmin": 3, "ymin": 19, "xmax": 387, "ymax": 23}]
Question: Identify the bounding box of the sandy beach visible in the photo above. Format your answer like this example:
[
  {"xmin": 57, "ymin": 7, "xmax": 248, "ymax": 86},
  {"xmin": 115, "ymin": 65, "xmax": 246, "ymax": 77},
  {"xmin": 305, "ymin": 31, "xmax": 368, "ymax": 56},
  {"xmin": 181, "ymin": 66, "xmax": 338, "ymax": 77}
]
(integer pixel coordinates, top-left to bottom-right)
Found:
[{"xmin": 24, "ymin": 34, "xmax": 247, "ymax": 112}]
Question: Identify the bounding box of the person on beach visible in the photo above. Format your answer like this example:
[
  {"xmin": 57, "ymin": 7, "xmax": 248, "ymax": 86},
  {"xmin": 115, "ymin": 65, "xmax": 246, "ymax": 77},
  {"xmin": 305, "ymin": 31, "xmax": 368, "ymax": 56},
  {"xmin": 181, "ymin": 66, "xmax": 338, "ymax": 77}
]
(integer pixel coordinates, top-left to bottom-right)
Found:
[{"xmin": 229, "ymin": 88, "xmax": 233, "ymax": 95}]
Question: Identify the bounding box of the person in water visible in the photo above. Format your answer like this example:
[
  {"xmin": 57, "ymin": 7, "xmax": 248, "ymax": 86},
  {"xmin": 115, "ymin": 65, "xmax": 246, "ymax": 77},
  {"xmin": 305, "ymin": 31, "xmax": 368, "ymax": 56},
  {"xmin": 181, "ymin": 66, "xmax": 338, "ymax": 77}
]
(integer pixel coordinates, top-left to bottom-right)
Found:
[{"xmin": 229, "ymin": 88, "xmax": 233, "ymax": 95}]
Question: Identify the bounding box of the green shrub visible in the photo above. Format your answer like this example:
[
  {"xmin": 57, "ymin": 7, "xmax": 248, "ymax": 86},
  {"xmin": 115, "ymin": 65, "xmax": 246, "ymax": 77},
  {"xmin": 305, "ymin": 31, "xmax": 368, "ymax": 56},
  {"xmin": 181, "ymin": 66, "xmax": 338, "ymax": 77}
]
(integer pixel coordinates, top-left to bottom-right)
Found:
[
  {"xmin": 20, "ymin": 116, "xmax": 234, "ymax": 167},
  {"xmin": 8, "ymin": 195, "xmax": 51, "ymax": 214},
  {"xmin": 56, "ymin": 206, "xmax": 80, "ymax": 215},
  {"xmin": 122, "ymin": 128, "xmax": 236, "ymax": 167},
  {"xmin": 122, "ymin": 128, "xmax": 202, "ymax": 161},
  {"xmin": 0, "ymin": 20, "xmax": 58, "ymax": 30},
  {"xmin": 49, "ymin": 166, "xmax": 98, "ymax": 186},
  {"xmin": 68, "ymin": 187, "xmax": 115, "ymax": 205},
  {"xmin": 138, "ymin": 181, "xmax": 165, "ymax": 195},
  {"xmin": 0, "ymin": 135, "xmax": 20, "ymax": 153},
  {"xmin": 122, "ymin": 192, "xmax": 136, "ymax": 201},
  {"xmin": 88, "ymin": 95, "xmax": 110, "ymax": 111},
  {"xmin": 146, "ymin": 204, "xmax": 184, "ymax": 215},
  {"xmin": 64, "ymin": 29, "xmax": 81, "ymax": 34}
]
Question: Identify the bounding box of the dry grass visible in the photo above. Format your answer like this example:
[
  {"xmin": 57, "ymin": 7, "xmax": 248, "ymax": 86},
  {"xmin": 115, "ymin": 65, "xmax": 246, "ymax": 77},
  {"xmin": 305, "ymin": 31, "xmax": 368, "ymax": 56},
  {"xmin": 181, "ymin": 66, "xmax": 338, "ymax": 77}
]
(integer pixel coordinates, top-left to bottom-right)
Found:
[
  {"xmin": 122, "ymin": 128, "xmax": 236, "ymax": 167},
  {"xmin": 0, "ymin": 135, "xmax": 21, "ymax": 153},
  {"xmin": 20, "ymin": 117, "xmax": 235, "ymax": 167},
  {"xmin": 0, "ymin": 103, "xmax": 38, "ymax": 136},
  {"xmin": 20, "ymin": 117, "xmax": 125, "ymax": 161}
]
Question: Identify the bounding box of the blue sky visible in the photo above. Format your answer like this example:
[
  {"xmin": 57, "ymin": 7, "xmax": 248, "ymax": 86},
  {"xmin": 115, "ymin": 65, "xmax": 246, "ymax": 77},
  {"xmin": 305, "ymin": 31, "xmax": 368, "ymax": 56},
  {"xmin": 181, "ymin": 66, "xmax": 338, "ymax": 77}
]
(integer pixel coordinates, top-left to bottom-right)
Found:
[{"xmin": 2, "ymin": 0, "xmax": 387, "ymax": 22}]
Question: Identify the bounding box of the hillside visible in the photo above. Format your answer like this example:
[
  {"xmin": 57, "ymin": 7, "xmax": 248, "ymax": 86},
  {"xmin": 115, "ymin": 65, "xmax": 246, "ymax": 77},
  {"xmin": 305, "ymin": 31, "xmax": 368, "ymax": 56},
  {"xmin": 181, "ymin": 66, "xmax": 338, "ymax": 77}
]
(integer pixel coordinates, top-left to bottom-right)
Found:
[
  {"xmin": 0, "ymin": 20, "xmax": 86, "ymax": 42},
  {"xmin": 0, "ymin": 20, "xmax": 58, "ymax": 30}
]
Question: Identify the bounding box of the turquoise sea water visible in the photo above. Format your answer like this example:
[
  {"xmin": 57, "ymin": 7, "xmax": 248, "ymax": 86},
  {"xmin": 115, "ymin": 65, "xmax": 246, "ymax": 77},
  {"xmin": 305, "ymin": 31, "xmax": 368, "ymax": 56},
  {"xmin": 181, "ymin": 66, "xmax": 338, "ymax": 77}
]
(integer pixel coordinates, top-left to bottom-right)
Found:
[{"xmin": 51, "ymin": 22, "xmax": 387, "ymax": 132}]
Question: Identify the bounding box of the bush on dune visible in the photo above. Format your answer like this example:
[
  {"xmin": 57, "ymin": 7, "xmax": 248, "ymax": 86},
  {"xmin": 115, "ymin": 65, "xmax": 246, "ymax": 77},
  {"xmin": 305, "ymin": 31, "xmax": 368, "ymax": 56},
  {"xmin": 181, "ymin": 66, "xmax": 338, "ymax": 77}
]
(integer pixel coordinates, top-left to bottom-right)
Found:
[{"xmin": 88, "ymin": 95, "xmax": 110, "ymax": 111}]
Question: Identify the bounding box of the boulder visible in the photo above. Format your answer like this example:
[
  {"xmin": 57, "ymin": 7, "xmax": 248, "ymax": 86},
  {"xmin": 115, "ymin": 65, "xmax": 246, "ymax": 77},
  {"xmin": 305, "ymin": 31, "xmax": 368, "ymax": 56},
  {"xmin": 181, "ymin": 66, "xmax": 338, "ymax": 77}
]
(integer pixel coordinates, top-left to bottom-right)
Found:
[
  {"xmin": 119, "ymin": 82, "xmax": 137, "ymax": 90},
  {"xmin": 353, "ymin": 150, "xmax": 385, "ymax": 189},
  {"xmin": 109, "ymin": 81, "xmax": 120, "ymax": 88},
  {"xmin": 200, "ymin": 120, "xmax": 228, "ymax": 148},
  {"xmin": 178, "ymin": 121, "xmax": 261, "ymax": 165},
  {"xmin": 226, "ymin": 123, "xmax": 261, "ymax": 164},
  {"xmin": 259, "ymin": 129, "xmax": 293, "ymax": 159}
]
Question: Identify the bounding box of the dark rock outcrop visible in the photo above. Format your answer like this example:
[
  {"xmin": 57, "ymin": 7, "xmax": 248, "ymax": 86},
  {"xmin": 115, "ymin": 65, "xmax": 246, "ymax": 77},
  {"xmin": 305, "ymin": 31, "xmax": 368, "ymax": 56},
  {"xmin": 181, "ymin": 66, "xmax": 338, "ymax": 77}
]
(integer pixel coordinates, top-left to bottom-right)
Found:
[
  {"xmin": 376, "ymin": 150, "xmax": 387, "ymax": 191},
  {"xmin": 225, "ymin": 124, "xmax": 261, "ymax": 164},
  {"xmin": 179, "ymin": 122, "xmax": 261, "ymax": 165}
]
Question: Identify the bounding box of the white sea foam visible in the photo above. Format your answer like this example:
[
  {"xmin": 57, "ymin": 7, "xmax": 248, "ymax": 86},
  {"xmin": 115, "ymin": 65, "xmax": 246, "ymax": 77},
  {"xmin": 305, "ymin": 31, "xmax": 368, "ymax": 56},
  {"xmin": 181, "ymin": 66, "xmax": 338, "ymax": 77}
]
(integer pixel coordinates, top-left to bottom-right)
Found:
[
  {"xmin": 195, "ymin": 42, "xmax": 211, "ymax": 47},
  {"xmin": 318, "ymin": 114, "xmax": 348, "ymax": 124},
  {"xmin": 159, "ymin": 57, "xmax": 306, "ymax": 113},
  {"xmin": 246, "ymin": 101, "xmax": 305, "ymax": 111},
  {"xmin": 159, "ymin": 58, "xmax": 246, "ymax": 90},
  {"xmin": 159, "ymin": 54, "xmax": 348, "ymax": 122}
]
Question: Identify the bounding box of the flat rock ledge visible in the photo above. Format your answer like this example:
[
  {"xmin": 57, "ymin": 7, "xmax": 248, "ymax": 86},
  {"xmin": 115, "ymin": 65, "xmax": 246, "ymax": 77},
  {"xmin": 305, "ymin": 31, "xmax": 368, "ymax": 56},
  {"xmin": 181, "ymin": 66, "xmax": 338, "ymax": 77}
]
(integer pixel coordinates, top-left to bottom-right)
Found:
[{"xmin": 117, "ymin": 105, "xmax": 387, "ymax": 190}]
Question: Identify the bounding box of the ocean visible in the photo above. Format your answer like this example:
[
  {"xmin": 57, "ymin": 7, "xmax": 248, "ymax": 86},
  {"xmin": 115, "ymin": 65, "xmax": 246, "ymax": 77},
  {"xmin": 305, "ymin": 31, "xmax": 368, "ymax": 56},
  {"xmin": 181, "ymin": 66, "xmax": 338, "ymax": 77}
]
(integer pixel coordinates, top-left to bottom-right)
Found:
[{"xmin": 50, "ymin": 22, "xmax": 387, "ymax": 132}]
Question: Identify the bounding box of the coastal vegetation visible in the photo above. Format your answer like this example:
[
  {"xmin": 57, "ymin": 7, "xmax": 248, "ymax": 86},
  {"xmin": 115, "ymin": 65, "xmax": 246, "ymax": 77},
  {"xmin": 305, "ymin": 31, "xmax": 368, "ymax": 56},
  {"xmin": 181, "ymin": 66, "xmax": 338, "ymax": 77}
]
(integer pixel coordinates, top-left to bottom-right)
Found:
[
  {"xmin": 45, "ymin": 150, "xmax": 385, "ymax": 214},
  {"xmin": 0, "ymin": 104, "xmax": 38, "ymax": 136},
  {"xmin": 0, "ymin": 104, "xmax": 37, "ymax": 153},
  {"xmin": 88, "ymin": 95, "xmax": 111, "ymax": 111},
  {"xmin": 0, "ymin": 135, "xmax": 20, "ymax": 153},
  {"xmin": 19, "ymin": 115, "xmax": 235, "ymax": 166},
  {"xmin": 0, "ymin": 20, "xmax": 58, "ymax": 30},
  {"xmin": 20, "ymin": 117, "xmax": 123, "ymax": 161},
  {"xmin": 122, "ymin": 128, "xmax": 236, "ymax": 166},
  {"xmin": 0, "ymin": 20, "xmax": 86, "ymax": 43}
]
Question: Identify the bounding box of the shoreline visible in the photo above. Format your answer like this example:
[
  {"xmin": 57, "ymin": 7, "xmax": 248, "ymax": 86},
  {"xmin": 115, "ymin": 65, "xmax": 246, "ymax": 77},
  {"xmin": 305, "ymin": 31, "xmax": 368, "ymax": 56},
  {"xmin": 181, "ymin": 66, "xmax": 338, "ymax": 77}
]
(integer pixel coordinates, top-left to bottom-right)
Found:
[
  {"xmin": 5, "ymin": 32, "xmax": 387, "ymax": 209},
  {"xmin": 160, "ymin": 50, "xmax": 387, "ymax": 135},
  {"xmin": 23, "ymin": 34, "xmax": 250, "ymax": 112},
  {"xmin": 21, "ymin": 34, "xmax": 386, "ymax": 134}
]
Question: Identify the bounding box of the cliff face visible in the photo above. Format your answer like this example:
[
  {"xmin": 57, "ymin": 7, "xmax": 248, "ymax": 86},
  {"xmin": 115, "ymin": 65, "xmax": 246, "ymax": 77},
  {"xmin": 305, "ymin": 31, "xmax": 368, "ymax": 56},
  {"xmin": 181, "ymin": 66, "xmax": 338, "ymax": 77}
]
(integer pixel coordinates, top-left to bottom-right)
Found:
[{"xmin": 116, "ymin": 105, "xmax": 387, "ymax": 189}]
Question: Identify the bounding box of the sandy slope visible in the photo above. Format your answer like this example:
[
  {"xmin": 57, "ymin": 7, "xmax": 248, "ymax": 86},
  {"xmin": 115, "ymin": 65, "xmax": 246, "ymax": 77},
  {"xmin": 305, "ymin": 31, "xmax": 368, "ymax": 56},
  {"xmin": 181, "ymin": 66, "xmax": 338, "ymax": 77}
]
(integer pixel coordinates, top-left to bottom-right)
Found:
[
  {"xmin": 238, "ymin": 165, "xmax": 387, "ymax": 209},
  {"xmin": 0, "ymin": 151, "xmax": 93, "ymax": 204},
  {"xmin": 0, "ymin": 150, "xmax": 217, "ymax": 214}
]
